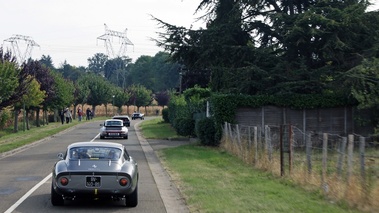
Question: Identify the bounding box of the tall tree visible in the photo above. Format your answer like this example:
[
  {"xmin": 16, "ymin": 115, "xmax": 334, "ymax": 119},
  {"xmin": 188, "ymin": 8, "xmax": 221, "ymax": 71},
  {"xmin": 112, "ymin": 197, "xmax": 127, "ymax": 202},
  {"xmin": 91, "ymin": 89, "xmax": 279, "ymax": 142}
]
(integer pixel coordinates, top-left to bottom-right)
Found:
[
  {"xmin": 39, "ymin": 55, "xmax": 55, "ymax": 70},
  {"xmin": 78, "ymin": 73, "xmax": 113, "ymax": 117},
  {"xmin": 22, "ymin": 60, "xmax": 55, "ymax": 126},
  {"xmin": 0, "ymin": 48, "xmax": 32, "ymax": 110},
  {"xmin": 87, "ymin": 53, "xmax": 108, "ymax": 75},
  {"xmin": 104, "ymin": 56, "xmax": 131, "ymax": 88}
]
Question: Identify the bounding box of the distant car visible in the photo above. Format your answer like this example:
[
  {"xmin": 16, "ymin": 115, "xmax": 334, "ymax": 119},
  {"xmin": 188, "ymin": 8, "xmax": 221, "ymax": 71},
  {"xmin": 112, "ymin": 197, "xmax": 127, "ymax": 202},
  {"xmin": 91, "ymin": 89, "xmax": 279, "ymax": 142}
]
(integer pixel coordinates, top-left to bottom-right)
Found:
[
  {"xmin": 51, "ymin": 141, "xmax": 139, "ymax": 207},
  {"xmin": 99, "ymin": 119, "xmax": 128, "ymax": 139},
  {"xmin": 112, "ymin": 115, "xmax": 131, "ymax": 127},
  {"xmin": 131, "ymin": 112, "xmax": 144, "ymax": 120}
]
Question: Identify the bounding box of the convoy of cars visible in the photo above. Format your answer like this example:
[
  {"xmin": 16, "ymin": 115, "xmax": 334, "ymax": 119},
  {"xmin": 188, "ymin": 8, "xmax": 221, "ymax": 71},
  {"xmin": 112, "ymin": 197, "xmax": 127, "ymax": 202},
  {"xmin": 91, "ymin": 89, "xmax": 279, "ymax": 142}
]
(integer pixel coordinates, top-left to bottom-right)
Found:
[
  {"xmin": 49, "ymin": 111, "xmax": 160, "ymax": 207},
  {"xmin": 51, "ymin": 141, "xmax": 139, "ymax": 207}
]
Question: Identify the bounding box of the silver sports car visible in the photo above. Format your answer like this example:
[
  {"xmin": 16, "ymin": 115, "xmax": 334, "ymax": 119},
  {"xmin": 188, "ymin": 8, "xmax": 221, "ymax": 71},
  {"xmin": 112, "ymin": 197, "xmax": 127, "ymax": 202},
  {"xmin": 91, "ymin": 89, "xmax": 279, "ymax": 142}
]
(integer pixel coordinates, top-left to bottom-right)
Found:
[
  {"xmin": 99, "ymin": 119, "xmax": 128, "ymax": 139},
  {"xmin": 51, "ymin": 142, "xmax": 139, "ymax": 207}
]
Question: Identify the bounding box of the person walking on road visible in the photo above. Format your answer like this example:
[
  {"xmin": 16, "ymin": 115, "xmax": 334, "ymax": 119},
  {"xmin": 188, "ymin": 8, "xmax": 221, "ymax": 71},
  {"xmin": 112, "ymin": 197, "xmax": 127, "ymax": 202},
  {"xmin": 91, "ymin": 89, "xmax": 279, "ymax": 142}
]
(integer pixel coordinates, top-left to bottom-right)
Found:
[
  {"xmin": 77, "ymin": 107, "xmax": 83, "ymax": 121},
  {"xmin": 64, "ymin": 108, "xmax": 71, "ymax": 124},
  {"xmin": 59, "ymin": 109, "xmax": 65, "ymax": 124}
]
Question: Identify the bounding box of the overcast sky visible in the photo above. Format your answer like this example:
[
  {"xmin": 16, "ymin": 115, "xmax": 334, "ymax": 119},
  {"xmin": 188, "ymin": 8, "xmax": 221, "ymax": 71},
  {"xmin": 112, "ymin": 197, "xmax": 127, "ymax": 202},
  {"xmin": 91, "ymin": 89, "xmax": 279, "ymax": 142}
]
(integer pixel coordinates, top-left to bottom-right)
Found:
[
  {"xmin": 0, "ymin": 0, "xmax": 205, "ymax": 67},
  {"xmin": 1, "ymin": 1, "xmax": 378, "ymax": 68}
]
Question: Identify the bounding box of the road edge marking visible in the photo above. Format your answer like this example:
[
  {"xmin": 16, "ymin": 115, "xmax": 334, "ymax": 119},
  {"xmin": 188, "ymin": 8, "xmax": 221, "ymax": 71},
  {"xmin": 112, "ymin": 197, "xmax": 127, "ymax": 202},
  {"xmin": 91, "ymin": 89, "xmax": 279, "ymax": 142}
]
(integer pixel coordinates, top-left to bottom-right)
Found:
[{"xmin": 4, "ymin": 173, "xmax": 52, "ymax": 213}]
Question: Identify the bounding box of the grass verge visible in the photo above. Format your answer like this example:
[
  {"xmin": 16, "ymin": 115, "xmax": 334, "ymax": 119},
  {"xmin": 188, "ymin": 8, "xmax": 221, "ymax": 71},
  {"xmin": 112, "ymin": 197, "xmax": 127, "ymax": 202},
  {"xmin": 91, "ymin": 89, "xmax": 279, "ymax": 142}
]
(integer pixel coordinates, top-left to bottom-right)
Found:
[
  {"xmin": 142, "ymin": 118, "xmax": 361, "ymax": 213},
  {"xmin": 139, "ymin": 117, "xmax": 185, "ymax": 139},
  {"xmin": 0, "ymin": 117, "xmax": 106, "ymax": 154}
]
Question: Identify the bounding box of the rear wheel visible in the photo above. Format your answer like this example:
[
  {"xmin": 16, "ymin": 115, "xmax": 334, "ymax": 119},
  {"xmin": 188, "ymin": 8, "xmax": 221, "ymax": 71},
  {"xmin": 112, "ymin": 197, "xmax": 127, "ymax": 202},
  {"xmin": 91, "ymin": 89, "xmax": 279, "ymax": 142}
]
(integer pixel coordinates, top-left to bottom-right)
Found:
[
  {"xmin": 124, "ymin": 135, "xmax": 128, "ymax": 139},
  {"xmin": 125, "ymin": 185, "xmax": 138, "ymax": 207},
  {"xmin": 51, "ymin": 184, "xmax": 64, "ymax": 206},
  {"xmin": 100, "ymin": 135, "xmax": 105, "ymax": 139}
]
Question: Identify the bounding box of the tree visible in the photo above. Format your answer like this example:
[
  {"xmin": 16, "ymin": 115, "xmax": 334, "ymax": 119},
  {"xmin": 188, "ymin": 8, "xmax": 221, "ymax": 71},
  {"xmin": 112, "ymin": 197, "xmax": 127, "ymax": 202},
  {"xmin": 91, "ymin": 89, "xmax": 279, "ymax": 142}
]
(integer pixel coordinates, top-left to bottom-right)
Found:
[
  {"xmin": 87, "ymin": 53, "xmax": 108, "ymax": 75},
  {"xmin": 104, "ymin": 56, "xmax": 131, "ymax": 89},
  {"xmin": 57, "ymin": 62, "xmax": 83, "ymax": 81},
  {"xmin": 155, "ymin": 90, "xmax": 170, "ymax": 108},
  {"xmin": 112, "ymin": 87, "xmax": 131, "ymax": 114},
  {"xmin": 39, "ymin": 55, "xmax": 55, "ymax": 70},
  {"xmin": 0, "ymin": 48, "xmax": 32, "ymax": 111},
  {"xmin": 342, "ymin": 58, "xmax": 379, "ymax": 130},
  {"xmin": 14, "ymin": 77, "xmax": 46, "ymax": 131},
  {"xmin": 154, "ymin": 0, "xmax": 379, "ymax": 97},
  {"xmin": 79, "ymin": 73, "xmax": 113, "ymax": 117},
  {"xmin": 22, "ymin": 60, "xmax": 55, "ymax": 126},
  {"xmin": 127, "ymin": 84, "xmax": 152, "ymax": 112}
]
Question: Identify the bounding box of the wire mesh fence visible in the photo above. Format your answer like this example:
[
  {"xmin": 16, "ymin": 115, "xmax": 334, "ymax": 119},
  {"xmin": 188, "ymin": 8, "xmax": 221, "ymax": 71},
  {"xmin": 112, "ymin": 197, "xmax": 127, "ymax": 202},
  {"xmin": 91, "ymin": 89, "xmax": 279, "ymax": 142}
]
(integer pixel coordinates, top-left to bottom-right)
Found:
[{"xmin": 221, "ymin": 122, "xmax": 379, "ymax": 212}]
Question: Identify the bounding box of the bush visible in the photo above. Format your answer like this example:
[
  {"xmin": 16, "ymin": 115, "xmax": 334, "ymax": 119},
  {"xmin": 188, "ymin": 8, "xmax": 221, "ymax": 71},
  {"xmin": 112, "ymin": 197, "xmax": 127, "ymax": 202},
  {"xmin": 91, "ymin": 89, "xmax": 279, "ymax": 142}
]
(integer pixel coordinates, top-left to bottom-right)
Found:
[
  {"xmin": 196, "ymin": 117, "xmax": 219, "ymax": 146},
  {"xmin": 162, "ymin": 108, "xmax": 169, "ymax": 123},
  {"xmin": 174, "ymin": 117, "xmax": 195, "ymax": 137},
  {"xmin": 0, "ymin": 110, "xmax": 11, "ymax": 130}
]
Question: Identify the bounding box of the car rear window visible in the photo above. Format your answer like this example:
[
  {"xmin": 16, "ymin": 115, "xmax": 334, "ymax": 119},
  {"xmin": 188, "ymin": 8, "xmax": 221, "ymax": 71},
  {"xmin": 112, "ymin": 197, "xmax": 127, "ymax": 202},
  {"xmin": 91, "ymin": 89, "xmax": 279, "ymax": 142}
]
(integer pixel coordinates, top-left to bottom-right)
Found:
[
  {"xmin": 70, "ymin": 147, "xmax": 122, "ymax": 160},
  {"xmin": 105, "ymin": 120, "xmax": 122, "ymax": 126}
]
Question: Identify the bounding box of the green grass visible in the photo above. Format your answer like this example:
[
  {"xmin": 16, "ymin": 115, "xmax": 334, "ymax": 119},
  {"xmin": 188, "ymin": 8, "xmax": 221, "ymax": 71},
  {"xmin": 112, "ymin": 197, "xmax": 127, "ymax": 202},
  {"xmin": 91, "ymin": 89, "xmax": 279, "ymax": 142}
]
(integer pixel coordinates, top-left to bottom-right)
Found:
[
  {"xmin": 139, "ymin": 117, "xmax": 185, "ymax": 139},
  {"xmin": 0, "ymin": 116, "xmax": 106, "ymax": 154},
  {"xmin": 144, "ymin": 118, "xmax": 360, "ymax": 213},
  {"xmin": 160, "ymin": 145, "xmax": 359, "ymax": 213}
]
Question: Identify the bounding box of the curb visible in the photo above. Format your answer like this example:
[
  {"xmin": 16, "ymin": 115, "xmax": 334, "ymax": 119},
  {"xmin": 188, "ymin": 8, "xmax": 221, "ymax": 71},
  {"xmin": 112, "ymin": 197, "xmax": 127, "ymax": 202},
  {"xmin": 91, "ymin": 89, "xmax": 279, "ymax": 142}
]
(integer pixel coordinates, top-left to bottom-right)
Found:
[{"xmin": 134, "ymin": 121, "xmax": 190, "ymax": 213}]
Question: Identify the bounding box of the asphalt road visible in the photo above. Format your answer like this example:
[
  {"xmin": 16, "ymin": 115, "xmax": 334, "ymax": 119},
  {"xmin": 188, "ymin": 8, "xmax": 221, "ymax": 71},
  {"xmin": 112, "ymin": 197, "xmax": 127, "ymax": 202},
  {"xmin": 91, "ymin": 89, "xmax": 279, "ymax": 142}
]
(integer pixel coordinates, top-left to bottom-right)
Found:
[{"xmin": 0, "ymin": 118, "xmax": 189, "ymax": 213}]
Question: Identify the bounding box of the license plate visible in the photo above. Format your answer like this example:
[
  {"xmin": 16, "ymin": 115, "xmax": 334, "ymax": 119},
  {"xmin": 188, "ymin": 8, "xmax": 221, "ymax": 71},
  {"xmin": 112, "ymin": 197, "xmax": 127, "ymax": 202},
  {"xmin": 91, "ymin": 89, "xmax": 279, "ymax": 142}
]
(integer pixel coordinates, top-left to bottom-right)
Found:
[
  {"xmin": 86, "ymin": 176, "xmax": 101, "ymax": 187},
  {"xmin": 108, "ymin": 133, "xmax": 119, "ymax": 136}
]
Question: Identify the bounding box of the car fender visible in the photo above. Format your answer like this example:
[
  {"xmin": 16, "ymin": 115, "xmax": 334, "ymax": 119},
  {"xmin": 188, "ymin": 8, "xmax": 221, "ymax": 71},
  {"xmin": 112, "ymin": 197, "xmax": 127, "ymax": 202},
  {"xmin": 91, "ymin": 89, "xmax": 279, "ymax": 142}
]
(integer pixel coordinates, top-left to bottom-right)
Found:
[{"xmin": 54, "ymin": 160, "xmax": 68, "ymax": 175}]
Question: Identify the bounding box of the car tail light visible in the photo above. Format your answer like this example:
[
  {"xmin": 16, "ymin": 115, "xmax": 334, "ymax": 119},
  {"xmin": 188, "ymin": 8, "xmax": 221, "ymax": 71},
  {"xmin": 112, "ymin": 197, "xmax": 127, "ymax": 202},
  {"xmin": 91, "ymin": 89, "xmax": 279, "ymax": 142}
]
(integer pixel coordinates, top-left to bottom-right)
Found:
[
  {"xmin": 119, "ymin": 178, "xmax": 128, "ymax": 186},
  {"xmin": 60, "ymin": 177, "xmax": 69, "ymax": 186}
]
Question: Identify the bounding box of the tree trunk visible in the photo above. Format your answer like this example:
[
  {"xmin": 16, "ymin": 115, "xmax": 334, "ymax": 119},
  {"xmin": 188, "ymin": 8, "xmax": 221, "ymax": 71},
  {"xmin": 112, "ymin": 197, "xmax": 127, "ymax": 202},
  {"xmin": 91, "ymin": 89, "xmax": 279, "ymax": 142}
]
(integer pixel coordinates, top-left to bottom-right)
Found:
[
  {"xmin": 36, "ymin": 108, "xmax": 40, "ymax": 127},
  {"xmin": 26, "ymin": 110, "xmax": 30, "ymax": 130},
  {"xmin": 13, "ymin": 108, "xmax": 19, "ymax": 133}
]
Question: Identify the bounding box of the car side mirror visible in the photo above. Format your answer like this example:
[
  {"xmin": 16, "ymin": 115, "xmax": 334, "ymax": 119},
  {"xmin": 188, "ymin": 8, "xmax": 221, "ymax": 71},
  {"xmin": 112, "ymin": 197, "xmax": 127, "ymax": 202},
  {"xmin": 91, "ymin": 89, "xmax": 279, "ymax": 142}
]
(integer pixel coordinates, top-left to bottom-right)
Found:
[{"xmin": 57, "ymin": 153, "xmax": 64, "ymax": 160}]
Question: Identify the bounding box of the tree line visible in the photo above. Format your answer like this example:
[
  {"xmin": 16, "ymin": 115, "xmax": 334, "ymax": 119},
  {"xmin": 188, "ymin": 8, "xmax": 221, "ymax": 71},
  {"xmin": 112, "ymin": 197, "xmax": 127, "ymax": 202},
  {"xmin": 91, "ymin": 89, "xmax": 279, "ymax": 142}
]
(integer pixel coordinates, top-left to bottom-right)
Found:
[
  {"xmin": 154, "ymin": 0, "xmax": 379, "ymax": 132},
  {"xmin": 0, "ymin": 49, "xmax": 178, "ymax": 132}
]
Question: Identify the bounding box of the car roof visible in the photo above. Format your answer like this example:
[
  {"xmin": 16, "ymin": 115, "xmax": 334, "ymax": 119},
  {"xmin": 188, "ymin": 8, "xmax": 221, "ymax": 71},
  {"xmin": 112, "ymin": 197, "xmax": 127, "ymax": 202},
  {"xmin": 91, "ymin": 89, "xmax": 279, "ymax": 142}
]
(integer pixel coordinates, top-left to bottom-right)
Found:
[
  {"xmin": 67, "ymin": 142, "xmax": 124, "ymax": 149},
  {"xmin": 113, "ymin": 115, "xmax": 130, "ymax": 118},
  {"xmin": 105, "ymin": 119, "xmax": 123, "ymax": 122}
]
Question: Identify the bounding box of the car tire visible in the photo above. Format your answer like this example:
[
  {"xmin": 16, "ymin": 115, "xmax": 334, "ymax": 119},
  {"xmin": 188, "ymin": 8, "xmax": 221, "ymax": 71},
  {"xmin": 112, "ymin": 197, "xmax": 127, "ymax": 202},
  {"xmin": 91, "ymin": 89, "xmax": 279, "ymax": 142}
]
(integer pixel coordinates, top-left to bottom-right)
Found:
[
  {"xmin": 125, "ymin": 184, "xmax": 138, "ymax": 207},
  {"xmin": 124, "ymin": 135, "xmax": 128, "ymax": 139},
  {"xmin": 100, "ymin": 135, "xmax": 105, "ymax": 139},
  {"xmin": 51, "ymin": 184, "xmax": 64, "ymax": 206}
]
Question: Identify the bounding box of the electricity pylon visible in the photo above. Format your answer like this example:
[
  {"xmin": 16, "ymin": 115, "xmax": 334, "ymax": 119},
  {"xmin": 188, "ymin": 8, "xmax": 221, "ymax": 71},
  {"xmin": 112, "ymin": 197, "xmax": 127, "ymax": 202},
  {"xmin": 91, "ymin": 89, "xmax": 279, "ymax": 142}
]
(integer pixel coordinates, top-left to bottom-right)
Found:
[
  {"xmin": 97, "ymin": 24, "xmax": 134, "ymax": 58},
  {"xmin": 3, "ymin": 34, "xmax": 39, "ymax": 64}
]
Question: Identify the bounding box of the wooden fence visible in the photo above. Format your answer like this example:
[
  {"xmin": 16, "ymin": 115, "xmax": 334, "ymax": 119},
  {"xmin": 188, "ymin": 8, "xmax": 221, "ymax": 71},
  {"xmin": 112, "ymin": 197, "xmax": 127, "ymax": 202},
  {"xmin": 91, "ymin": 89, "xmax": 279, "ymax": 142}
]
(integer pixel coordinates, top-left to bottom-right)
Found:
[{"xmin": 222, "ymin": 122, "xmax": 379, "ymax": 212}]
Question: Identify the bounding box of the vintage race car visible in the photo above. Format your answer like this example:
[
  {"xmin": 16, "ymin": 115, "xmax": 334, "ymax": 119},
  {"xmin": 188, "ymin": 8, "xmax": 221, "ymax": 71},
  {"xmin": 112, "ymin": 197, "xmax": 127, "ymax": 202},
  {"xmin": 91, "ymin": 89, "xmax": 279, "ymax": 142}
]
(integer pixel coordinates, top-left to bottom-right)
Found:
[
  {"xmin": 100, "ymin": 119, "xmax": 128, "ymax": 139},
  {"xmin": 51, "ymin": 142, "xmax": 139, "ymax": 207}
]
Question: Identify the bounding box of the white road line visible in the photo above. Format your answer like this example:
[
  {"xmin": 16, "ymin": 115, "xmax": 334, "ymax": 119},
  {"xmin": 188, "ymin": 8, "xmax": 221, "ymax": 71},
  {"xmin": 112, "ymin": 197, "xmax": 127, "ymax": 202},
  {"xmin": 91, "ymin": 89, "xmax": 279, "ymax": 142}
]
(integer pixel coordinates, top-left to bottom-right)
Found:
[
  {"xmin": 4, "ymin": 173, "xmax": 52, "ymax": 213},
  {"xmin": 5, "ymin": 134, "xmax": 100, "ymax": 212}
]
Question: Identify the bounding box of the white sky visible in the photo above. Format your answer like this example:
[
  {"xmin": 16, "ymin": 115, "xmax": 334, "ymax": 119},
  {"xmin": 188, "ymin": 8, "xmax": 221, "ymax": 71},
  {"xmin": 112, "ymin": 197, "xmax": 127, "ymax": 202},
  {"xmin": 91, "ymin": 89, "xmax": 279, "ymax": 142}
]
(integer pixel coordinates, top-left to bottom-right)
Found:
[
  {"xmin": 1, "ymin": 1, "xmax": 378, "ymax": 68},
  {"xmin": 0, "ymin": 0, "xmax": 204, "ymax": 67}
]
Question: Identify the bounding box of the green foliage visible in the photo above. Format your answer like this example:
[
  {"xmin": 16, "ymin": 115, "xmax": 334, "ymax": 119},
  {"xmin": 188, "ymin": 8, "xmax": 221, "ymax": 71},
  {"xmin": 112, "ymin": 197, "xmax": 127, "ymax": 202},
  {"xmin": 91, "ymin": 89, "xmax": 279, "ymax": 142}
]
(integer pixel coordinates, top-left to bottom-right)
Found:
[
  {"xmin": 162, "ymin": 108, "xmax": 169, "ymax": 123},
  {"xmin": 174, "ymin": 117, "xmax": 195, "ymax": 137},
  {"xmin": 50, "ymin": 71, "xmax": 75, "ymax": 109},
  {"xmin": 167, "ymin": 94, "xmax": 190, "ymax": 124},
  {"xmin": 196, "ymin": 117, "xmax": 218, "ymax": 146},
  {"xmin": 78, "ymin": 73, "xmax": 113, "ymax": 109},
  {"xmin": 87, "ymin": 53, "xmax": 108, "ymax": 75},
  {"xmin": 0, "ymin": 61, "xmax": 19, "ymax": 104},
  {"xmin": 0, "ymin": 110, "xmax": 11, "ymax": 130},
  {"xmin": 127, "ymin": 84, "xmax": 152, "ymax": 110}
]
